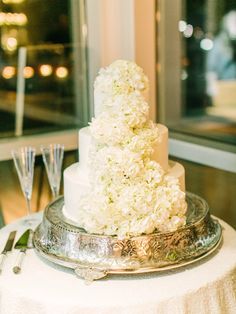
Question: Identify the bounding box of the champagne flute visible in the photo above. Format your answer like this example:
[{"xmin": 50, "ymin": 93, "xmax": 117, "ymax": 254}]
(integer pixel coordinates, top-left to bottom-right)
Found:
[
  {"xmin": 41, "ymin": 144, "xmax": 64, "ymax": 199},
  {"xmin": 12, "ymin": 146, "xmax": 36, "ymax": 224}
]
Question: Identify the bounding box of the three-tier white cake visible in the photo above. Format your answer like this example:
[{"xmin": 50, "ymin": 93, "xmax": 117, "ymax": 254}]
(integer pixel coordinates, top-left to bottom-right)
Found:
[{"xmin": 63, "ymin": 60, "xmax": 187, "ymax": 238}]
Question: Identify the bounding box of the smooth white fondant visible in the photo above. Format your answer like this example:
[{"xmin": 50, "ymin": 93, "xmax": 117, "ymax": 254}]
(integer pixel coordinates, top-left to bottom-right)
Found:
[
  {"xmin": 77, "ymin": 127, "xmax": 92, "ymax": 169},
  {"xmin": 63, "ymin": 163, "xmax": 90, "ymax": 222},
  {"xmin": 152, "ymin": 124, "xmax": 169, "ymax": 170},
  {"xmin": 168, "ymin": 161, "xmax": 185, "ymax": 192}
]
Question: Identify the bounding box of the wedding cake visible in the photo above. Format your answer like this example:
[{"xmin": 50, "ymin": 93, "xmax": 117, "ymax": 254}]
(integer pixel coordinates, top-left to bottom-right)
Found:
[{"xmin": 63, "ymin": 60, "xmax": 187, "ymax": 238}]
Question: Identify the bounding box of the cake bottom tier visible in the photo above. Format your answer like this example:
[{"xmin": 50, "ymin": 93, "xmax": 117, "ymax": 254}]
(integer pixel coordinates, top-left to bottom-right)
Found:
[{"xmin": 63, "ymin": 161, "xmax": 185, "ymax": 224}]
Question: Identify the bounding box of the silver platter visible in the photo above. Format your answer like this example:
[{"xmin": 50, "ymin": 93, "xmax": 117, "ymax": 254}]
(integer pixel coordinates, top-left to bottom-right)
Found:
[{"xmin": 33, "ymin": 192, "xmax": 222, "ymax": 281}]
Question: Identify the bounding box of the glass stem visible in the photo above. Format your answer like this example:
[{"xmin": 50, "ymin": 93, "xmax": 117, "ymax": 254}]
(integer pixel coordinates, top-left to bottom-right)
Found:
[
  {"xmin": 52, "ymin": 187, "xmax": 58, "ymax": 200},
  {"xmin": 26, "ymin": 197, "xmax": 32, "ymax": 216}
]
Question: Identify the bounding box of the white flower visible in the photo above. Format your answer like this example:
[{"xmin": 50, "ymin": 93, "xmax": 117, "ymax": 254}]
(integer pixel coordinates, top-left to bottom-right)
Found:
[
  {"xmin": 144, "ymin": 161, "xmax": 164, "ymax": 186},
  {"xmin": 89, "ymin": 112, "xmax": 134, "ymax": 146},
  {"xmin": 104, "ymin": 93, "xmax": 149, "ymax": 128},
  {"xmin": 127, "ymin": 122, "xmax": 160, "ymax": 156},
  {"xmin": 90, "ymin": 146, "xmax": 145, "ymax": 180},
  {"xmin": 91, "ymin": 93, "xmax": 150, "ymax": 144},
  {"xmin": 94, "ymin": 60, "xmax": 149, "ymax": 97}
]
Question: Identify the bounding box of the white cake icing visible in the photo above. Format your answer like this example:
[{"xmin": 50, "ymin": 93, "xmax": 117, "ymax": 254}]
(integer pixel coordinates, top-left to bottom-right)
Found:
[
  {"xmin": 63, "ymin": 163, "xmax": 90, "ymax": 223},
  {"xmin": 168, "ymin": 161, "xmax": 185, "ymax": 191},
  {"xmin": 77, "ymin": 127, "xmax": 92, "ymax": 170},
  {"xmin": 63, "ymin": 60, "xmax": 187, "ymax": 237},
  {"xmin": 152, "ymin": 124, "xmax": 169, "ymax": 170}
]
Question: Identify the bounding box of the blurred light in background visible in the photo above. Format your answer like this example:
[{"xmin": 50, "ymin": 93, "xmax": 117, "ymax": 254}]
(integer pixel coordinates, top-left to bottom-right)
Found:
[
  {"xmin": 6, "ymin": 37, "xmax": 17, "ymax": 51},
  {"xmin": 3, "ymin": 0, "xmax": 25, "ymax": 3},
  {"xmin": 183, "ymin": 24, "xmax": 193, "ymax": 38},
  {"xmin": 200, "ymin": 38, "xmax": 214, "ymax": 51},
  {"xmin": 0, "ymin": 13, "xmax": 27, "ymax": 26},
  {"xmin": 179, "ymin": 20, "xmax": 187, "ymax": 32},
  {"xmin": 194, "ymin": 27, "xmax": 204, "ymax": 39},
  {"xmin": 55, "ymin": 66, "xmax": 68, "ymax": 79},
  {"xmin": 39, "ymin": 64, "xmax": 53, "ymax": 77},
  {"xmin": 23, "ymin": 66, "xmax": 34, "ymax": 79},
  {"xmin": 2, "ymin": 66, "xmax": 16, "ymax": 79},
  {"xmin": 181, "ymin": 69, "xmax": 188, "ymax": 80}
]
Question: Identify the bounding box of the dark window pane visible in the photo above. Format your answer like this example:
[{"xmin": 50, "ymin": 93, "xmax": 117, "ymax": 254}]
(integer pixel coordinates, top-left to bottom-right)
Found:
[
  {"xmin": 160, "ymin": 0, "xmax": 236, "ymax": 147},
  {"xmin": 0, "ymin": 0, "xmax": 87, "ymax": 138}
]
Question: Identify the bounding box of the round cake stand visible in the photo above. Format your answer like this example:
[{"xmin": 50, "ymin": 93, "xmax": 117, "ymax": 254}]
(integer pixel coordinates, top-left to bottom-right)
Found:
[{"xmin": 33, "ymin": 192, "xmax": 222, "ymax": 282}]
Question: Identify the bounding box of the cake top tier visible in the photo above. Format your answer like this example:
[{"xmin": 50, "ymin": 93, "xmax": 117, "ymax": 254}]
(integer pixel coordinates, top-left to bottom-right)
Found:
[
  {"xmin": 94, "ymin": 60, "xmax": 149, "ymax": 95},
  {"xmin": 94, "ymin": 60, "xmax": 149, "ymax": 117}
]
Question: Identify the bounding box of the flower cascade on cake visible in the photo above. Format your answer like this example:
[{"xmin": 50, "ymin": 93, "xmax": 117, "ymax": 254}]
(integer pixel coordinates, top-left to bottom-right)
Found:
[{"xmin": 77, "ymin": 60, "xmax": 187, "ymax": 238}]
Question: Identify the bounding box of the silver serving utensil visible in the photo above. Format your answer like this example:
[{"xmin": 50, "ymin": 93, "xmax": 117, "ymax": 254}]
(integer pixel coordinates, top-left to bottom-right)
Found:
[
  {"xmin": 0, "ymin": 230, "xmax": 17, "ymax": 274},
  {"xmin": 13, "ymin": 229, "xmax": 34, "ymax": 274}
]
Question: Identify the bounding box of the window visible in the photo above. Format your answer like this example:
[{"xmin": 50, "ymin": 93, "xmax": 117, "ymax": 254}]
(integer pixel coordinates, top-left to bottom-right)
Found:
[
  {"xmin": 157, "ymin": 0, "xmax": 236, "ymax": 172},
  {"xmin": 0, "ymin": 0, "xmax": 88, "ymax": 140}
]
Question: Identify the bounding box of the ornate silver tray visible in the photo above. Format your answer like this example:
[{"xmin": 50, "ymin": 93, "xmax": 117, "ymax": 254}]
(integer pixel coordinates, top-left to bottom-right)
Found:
[{"xmin": 33, "ymin": 192, "xmax": 222, "ymax": 281}]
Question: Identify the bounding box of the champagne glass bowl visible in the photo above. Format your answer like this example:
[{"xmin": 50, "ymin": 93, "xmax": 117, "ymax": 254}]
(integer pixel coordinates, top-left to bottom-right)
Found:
[
  {"xmin": 41, "ymin": 144, "xmax": 64, "ymax": 199},
  {"xmin": 12, "ymin": 146, "xmax": 36, "ymax": 225}
]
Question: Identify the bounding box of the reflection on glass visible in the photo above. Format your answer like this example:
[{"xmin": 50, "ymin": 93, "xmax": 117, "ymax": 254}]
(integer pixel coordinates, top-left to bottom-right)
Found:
[
  {"xmin": 162, "ymin": 1, "xmax": 236, "ymax": 146},
  {"xmin": 206, "ymin": 11, "xmax": 236, "ymax": 112}
]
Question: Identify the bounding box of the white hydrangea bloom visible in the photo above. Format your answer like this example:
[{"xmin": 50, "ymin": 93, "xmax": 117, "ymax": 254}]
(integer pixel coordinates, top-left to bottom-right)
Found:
[
  {"xmin": 127, "ymin": 122, "xmax": 160, "ymax": 156},
  {"xmin": 89, "ymin": 112, "xmax": 134, "ymax": 146},
  {"xmin": 90, "ymin": 146, "xmax": 145, "ymax": 180},
  {"xmin": 94, "ymin": 60, "xmax": 149, "ymax": 96},
  {"xmin": 94, "ymin": 60, "xmax": 149, "ymax": 116},
  {"xmin": 106, "ymin": 93, "xmax": 149, "ymax": 128}
]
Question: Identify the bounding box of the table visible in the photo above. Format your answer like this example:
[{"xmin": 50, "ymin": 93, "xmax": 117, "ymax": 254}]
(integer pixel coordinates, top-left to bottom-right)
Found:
[{"xmin": 0, "ymin": 215, "xmax": 236, "ymax": 314}]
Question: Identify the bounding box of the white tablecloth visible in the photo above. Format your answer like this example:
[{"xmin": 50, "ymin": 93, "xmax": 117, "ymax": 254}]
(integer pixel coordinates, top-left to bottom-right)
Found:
[{"xmin": 0, "ymin": 214, "xmax": 236, "ymax": 314}]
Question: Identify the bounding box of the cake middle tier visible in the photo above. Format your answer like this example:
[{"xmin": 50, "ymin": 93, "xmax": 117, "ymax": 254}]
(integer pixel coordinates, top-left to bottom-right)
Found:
[
  {"xmin": 63, "ymin": 161, "xmax": 185, "ymax": 224},
  {"xmin": 78, "ymin": 124, "xmax": 169, "ymax": 171}
]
